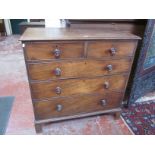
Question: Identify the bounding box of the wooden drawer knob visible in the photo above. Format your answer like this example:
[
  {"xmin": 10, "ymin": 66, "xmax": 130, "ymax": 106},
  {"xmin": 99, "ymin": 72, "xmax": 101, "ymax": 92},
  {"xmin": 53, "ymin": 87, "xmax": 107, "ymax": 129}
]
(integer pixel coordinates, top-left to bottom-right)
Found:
[
  {"xmin": 53, "ymin": 48, "xmax": 61, "ymax": 58},
  {"xmin": 106, "ymin": 64, "xmax": 113, "ymax": 71},
  {"xmin": 54, "ymin": 68, "xmax": 61, "ymax": 76},
  {"xmin": 55, "ymin": 86, "xmax": 61, "ymax": 94},
  {"xmin": 110, "ymin": 47, "xmax": 117, "ymax": 56},
  {"xmin": 56, "ymin": 104, "xmax": 63, "ymax": 112},
  {"xmin": 101, "ymin": 100, "xmax": 107, "ymax": 106},
  {"xmin": 104, "ymin": 82, "xmax": 109, "ymax": 89}
]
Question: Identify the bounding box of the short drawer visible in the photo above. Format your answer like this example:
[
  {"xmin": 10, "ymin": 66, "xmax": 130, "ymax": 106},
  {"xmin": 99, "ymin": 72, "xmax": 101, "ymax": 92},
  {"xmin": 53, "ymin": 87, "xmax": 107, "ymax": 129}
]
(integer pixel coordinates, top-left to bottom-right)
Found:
[
  {"xmin": 34, "ymin": 92, "xmax": 123, "ymax": 120},
  {"xmin": 31, "ymin": 74, "xmax": 128, "ymax": 100},
  {"xmin": 28, "ymin": 59, "xmax": 132, "ymax": 81},
  {"xmin": 87, "ymin": 40, "xmax": 137, "ymax": 58},
  {"xmin": 25, "ymin": 42, "xmax": 84, "ymax": 60}
]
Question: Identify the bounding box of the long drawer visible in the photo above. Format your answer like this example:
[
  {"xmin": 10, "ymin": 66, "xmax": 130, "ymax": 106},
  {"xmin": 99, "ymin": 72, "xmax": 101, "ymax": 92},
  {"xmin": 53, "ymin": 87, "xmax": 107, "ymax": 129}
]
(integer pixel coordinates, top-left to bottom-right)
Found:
[
  {"xmin": 31, "ymin": 74, "xmax": 128, "ymax": 100},
  {"xmin": 34, "ymin": 92, "xmax": 124, "ymax": 120},
  {"xmin": 28, "ymin": 58, "xmax": 132, "ymax": 81}
]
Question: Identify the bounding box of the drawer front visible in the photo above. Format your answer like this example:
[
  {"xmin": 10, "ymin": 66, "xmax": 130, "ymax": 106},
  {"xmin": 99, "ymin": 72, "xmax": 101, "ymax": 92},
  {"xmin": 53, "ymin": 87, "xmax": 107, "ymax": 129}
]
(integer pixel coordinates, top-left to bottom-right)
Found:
[
  {"xmin": 87, "ymin": 40, "xmax": 137, "ymax": 58},
  {"xmin": 31, "ymin": 74, "xmax": 128, "ymax": 100},
  {"xmin": 34, "ymin": 92, "xmax": 123, "ymax": 120},
  {"xmin": 25, "ymin": 42, "xmax": 84, "ymax": 60},
  {"xmin": 28, "ymin": 59, "xmax": 132, "ymax": 81}
]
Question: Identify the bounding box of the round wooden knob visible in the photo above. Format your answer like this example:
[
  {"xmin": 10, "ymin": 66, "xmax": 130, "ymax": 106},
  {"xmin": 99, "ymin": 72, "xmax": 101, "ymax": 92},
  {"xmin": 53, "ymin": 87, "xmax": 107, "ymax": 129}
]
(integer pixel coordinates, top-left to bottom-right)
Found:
[
  {"xmin": 53, "ymin": 48, "xmax": 61, "ymax": 58},
  {"xmin": 101, "ymin": 100, "xmax": 107, "ymax": 106},
  {"xmin": 55, "ymin": 87, "xmax": 61, "ymax": 94},
  {"xmin": 104, "ymin": 82, "xmax": 109, "ymax": 89},
  {"xmin": 56, "ymin": 104, "xmax": 63, "ymax": 112},
  {"xmin": 54, "ymin": 68, "xmax": 61, "ymax": 76},
  {"xmin": 106, "ymin": 65, "xmax": 113, "ymax": 71},
  {"xmin": 110, "ymin": 47, "xmax": 117, "ymax": 56}
]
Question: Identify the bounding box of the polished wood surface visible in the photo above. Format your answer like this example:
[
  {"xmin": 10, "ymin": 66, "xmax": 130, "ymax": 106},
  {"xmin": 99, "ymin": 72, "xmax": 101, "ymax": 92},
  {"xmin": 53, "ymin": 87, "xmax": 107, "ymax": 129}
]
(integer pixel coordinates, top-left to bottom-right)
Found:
[
  {"xmin": 20, "ymin": 28, "xmax": 141, "ymax": 41},
  {"xmin": 31, "ymin": 74, "xmax": 128, "ymax": 99},
  {"xmin": 87, "ymin": 40, "xmax": 137, "ymax": 58},
  {"xmin": 25, "ymin": 42, "xmax": 84, "ymax": 60},
  {"xmin": 35, "ymin": 108, "xmax": 121, "ymax": 124},
  {"xmin": 20, "ymin": 27, "xmax": 140, "ymax": 132},
  {"xmin": 19, "ymin": 21, "xmax": 45, "ymax": 34},
  {"xmin": 25, "ymin": 40, "xmax": 137, "ymax": 61},
  {"xmin": 34, "ymin": 92, "xmax": 123, "ymax": 120},
  {"xmin": 28, "ymin": 58, "xmax": 132, "ymax": 81},
  {"xmin": 69, "ymin": 22, "xmax": 146, "ymax": 37}
]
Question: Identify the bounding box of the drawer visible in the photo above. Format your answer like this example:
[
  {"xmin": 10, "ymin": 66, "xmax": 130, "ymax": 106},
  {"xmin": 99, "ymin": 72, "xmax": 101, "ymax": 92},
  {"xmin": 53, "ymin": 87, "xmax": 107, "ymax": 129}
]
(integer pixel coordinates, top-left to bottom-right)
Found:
[
  {"xmin": 25, "ymin": 42, "xmax": 84, "ymax": 60},
  {"xmin": 87, "ymin": 40, "xmax": 137, "ymax": 58},
  {"xmin": 34, "ymin": 92, "xmax": 123, "ymax": 120},
  {"xmin": 31, "ymin": 74, "xmax": 128, "ymax": 100},
  {"xmin": 28, "ymin": 59, "xmax": 132, "ymax": 81}
]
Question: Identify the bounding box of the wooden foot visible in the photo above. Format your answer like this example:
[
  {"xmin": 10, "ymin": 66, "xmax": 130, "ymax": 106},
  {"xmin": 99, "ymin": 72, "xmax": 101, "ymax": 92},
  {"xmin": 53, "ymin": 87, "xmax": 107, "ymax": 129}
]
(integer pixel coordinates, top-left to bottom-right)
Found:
[
  {"xmin": 114, "ymin": 111, "xmax": 121, "ymax": 120},
  {"xmin": 35, "ymin": 124, "xmax": 42, "ymax": 133}
]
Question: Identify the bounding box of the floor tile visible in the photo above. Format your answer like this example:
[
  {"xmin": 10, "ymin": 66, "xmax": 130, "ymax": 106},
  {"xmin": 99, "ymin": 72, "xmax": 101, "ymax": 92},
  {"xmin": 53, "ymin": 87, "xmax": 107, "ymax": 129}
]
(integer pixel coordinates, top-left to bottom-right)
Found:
[{"xmin": 0, "ymin": 35, "xmax": 133, "ymax": 135}]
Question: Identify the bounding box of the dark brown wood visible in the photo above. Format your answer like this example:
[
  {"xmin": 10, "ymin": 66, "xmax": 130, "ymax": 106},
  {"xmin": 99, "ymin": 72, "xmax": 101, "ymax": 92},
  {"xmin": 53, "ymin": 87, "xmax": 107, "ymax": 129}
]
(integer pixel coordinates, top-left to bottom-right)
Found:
[
  {"xmin": 68, "ymin": 19, "xmax": 146, "ymax": 24},
  {"xmin": 25, "ymin": 42, "xmax": 84, "ymax": 60},
  {"xmin": 34, "ymin": 92, "xmax": 124, "ymax": 120},
  {"xmin": 20, "ymin": 28, "xmax": 141, "ymax": 41},
  {"xmin": 30, "ymin": 19, "xmax": 45, "ymax": 22},
  {"xmin": 30, "ymin": 74, "xmax": 128, "ymax": 100},
  {"xmin": 35, "ymin": 123, "xmax": 42, "ymax": 133},
  {"xmin": 87, "ymin": 40, "xmax": 137, "ymax": 58},
  {"xmin": 24, "ymin": 40, "xmax": 138, "ymax": 61},
  {"xmin": 19, "ymin": 21, "xmax": 45, "ymax": 34},
  {"xmin": 69, "ymin": 22, "xmax": 146, "ymax": 37},
  {"xmin": 20, "ymin": 27, "xmax": 140, "ymax": 132},
  {"xmin": 114, "ymin": 111, "xmax": 121, "ymax": 119},
  {"xmin": 35, "ymin": 108, "xmax": 121, "ymax": 124},
  {"xmin": 28, "ymin": 58, "xmax": 132, "ymax": 81}
]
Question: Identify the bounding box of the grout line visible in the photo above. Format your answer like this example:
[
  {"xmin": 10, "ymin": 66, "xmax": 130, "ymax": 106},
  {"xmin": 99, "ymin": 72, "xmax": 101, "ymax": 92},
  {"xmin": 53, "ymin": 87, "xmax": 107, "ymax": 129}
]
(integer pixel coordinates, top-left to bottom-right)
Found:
[
  {"xmin": 95, "ymin": 116, "xmax": 104, "ymax": 135},
  {"xmin": 120, "ymin": 116, "xmax": 135, "ymax": 135}
]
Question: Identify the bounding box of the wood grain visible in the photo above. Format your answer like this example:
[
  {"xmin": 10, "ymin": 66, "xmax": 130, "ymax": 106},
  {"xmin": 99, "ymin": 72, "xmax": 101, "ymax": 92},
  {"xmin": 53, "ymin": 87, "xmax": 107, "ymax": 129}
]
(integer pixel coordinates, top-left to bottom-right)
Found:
[
  {"xmin": 28, "ymin": 58, "xmax": 132, "ymax": 81},
  {"xmin": 87, "ymin": 40, "xmax": 137, "ymax": 58},
  {"xmin": 25, "ymin": 42, "xmax": 84, "ymax": 60},
  {"xmin": 34, "ymin": 92, "xmax": 124, "ymax": 120},
  {"xmin": 20, "ymin": 28, "xmax": 141, "ymax": 41},
  {"xmin": 35, "ymin": 108, "xmax": 121, "ymax": 124},
  {"xmin": 31, "ymin": 74, "xmax": 128, "ymax": 99},
  {"xmin": 20, "ymin": 27, "xmax": 140, "ymax": 128}
]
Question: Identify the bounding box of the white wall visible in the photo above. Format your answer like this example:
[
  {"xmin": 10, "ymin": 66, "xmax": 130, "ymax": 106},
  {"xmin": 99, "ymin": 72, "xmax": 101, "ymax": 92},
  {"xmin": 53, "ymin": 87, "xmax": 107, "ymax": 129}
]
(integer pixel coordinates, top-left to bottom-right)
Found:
[
  {"xmin": 4, "ymin": 19, "xmax": 12, "ymax": 35},
  {"xmin": 45, "ymin": 19, "xmax": 66, "ymax": 28}
]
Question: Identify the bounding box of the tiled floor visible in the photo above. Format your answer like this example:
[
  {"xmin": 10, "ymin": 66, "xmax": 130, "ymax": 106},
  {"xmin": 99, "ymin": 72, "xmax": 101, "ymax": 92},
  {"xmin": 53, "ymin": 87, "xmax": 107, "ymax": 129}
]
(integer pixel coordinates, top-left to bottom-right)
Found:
[{"xmin": 0, "ymin": 35, "xmax": 133, "ymax": 134}]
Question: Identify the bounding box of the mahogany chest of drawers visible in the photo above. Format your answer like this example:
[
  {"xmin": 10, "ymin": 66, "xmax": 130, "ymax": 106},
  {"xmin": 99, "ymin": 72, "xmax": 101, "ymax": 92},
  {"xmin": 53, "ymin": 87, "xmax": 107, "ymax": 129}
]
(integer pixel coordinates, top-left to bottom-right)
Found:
[{"xmin": 20, "ymin": 28, "xmax": 140, "ymax": 133}]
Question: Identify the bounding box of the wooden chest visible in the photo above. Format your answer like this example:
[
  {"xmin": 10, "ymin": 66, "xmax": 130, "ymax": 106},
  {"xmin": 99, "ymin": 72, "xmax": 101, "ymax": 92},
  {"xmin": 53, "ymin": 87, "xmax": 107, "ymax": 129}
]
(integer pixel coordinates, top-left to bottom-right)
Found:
[{"xmin": 20, "ymin": 28, "xmax": 140, "ymax": 133}]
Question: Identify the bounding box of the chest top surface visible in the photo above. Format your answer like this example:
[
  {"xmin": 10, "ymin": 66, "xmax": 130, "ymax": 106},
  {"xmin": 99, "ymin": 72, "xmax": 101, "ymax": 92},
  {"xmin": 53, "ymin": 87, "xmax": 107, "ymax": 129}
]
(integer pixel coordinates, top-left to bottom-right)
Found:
[{"xmin": 20, "ymin": 28, "xmax": 141, "ymax": 41}]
